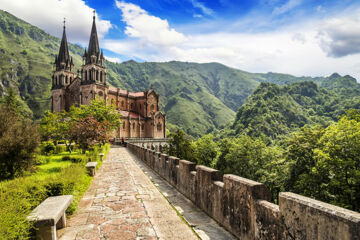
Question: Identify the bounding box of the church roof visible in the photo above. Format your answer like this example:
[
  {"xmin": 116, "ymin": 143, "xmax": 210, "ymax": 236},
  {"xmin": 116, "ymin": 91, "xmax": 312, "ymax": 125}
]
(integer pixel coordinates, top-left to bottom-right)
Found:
[
  {"xmin": 56, "ymin": 22, "xmax": 71, "ymax": 71},
  {"xmin": 86, "ymin": 14, "xmax": 100, "ymax": 64},
  {"xmin": 119, "ymin": 110, "xmax": 144, "ymax": 119}
]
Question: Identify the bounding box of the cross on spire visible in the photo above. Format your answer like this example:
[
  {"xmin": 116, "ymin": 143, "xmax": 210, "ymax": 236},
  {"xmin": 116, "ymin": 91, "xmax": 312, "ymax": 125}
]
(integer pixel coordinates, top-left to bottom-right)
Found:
[
  {"xmin": 63, "ymin": 18, "xmax": 66, "ymax": 28},
  {"xmin": 93, "ymin": 10, "xmax": 96, "ymax": 20}
]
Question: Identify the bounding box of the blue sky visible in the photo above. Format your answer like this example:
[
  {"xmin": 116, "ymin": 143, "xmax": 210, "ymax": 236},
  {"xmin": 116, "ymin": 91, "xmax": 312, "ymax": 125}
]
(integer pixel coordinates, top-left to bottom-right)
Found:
[{"xmin": 2, "ymin": 0, "xmax": 360, "ymax": 79}]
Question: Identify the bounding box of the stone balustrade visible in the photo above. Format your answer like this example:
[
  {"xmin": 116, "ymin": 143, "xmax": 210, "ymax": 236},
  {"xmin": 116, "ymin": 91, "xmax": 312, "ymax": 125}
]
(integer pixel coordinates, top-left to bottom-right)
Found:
[{"xmin": 127, "ymin": 143, "xmax": 360, "ymax": 240}]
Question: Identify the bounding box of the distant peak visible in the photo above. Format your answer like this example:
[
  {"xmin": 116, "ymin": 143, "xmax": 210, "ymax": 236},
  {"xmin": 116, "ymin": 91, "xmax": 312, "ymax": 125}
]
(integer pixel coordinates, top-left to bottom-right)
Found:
[{"xmin": 329, "ymin": 73, "xmax": 341, "ymax": 79}]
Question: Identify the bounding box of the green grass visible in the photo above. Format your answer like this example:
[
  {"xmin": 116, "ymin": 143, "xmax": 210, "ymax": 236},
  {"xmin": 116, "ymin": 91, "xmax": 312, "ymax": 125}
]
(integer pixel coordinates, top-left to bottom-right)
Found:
[{"xmin": 0, "ymin": 143, "xmax": 110, "ymax": 239}]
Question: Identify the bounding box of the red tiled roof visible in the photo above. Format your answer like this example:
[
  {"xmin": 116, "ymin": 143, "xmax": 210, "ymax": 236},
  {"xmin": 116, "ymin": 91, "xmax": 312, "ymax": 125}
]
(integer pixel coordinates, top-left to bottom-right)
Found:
[
  {"xmin": 119, "ymin": 110, "xmax": 144, "ymax": 119},
  {"xmin": 108, "ymin": 87, "xmax": 144, "ymax": 98},
  {"xmin": 129, "ymin": 92, "xmax": 145, "ymax": 97}
]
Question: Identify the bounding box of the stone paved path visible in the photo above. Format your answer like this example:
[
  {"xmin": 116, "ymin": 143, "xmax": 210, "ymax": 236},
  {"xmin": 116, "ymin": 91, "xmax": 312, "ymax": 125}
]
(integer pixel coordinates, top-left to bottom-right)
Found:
[{"xmin": 58, "ymin": 146, "xmax": 197, "ymax": 240}]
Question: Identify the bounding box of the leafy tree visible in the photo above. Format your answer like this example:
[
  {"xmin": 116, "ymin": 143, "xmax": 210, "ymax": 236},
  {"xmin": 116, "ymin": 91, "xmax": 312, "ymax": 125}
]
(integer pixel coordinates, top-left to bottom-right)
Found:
[
  {"xmin": 167, "ymin": 129, "xmax": 195, "ymax": 162},
  {"xmin": 193, "ymin": 134, "xmax": 218, "ymax": 167},
  {"xmin": 40, "ymin": 111, "xmax": 68, "ymax": 142},
  {"xmin": 69, "ymin": 99, "xmax": 121, "ymax": 131},
  {"xmin": 68, "ymin": 116, "xmax": 110, "ymax": 153},
  {"xmin": 40, "ymin": 99, "xmax": 121, "ymax": 153},
  {"xmin": 0, "ymin": 93, "xmax": 39, "ymax": 180},
  {"xmin": 284, "ymin": 126, "xmax": 326, "ymax": 199},
  {"xmin": 313, "ymin": 112, "xmax": 360, "ymax": 211},
  {"xmin": 221, "ymin": 135, "xmax": 286, "ymax": 201}
]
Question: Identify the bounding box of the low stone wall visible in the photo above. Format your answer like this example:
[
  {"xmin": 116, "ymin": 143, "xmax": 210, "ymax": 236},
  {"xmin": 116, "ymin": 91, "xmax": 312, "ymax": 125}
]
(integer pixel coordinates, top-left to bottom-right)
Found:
[{"xmin": 127, "ymin": 143, "xmax": 360, "ymax": 240}]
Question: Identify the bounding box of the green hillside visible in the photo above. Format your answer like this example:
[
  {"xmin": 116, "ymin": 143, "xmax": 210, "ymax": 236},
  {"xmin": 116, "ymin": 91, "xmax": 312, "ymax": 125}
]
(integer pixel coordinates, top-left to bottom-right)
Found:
[
  {"xmin": 232, "ymin": 78, "xmax": 360, "ymax": 139},
  {"xmin": 1, "ymin": 9, "xmax": 360, "ymax": 137},
  {"xmin": 0, "ymin": 10, "xmax": 84, "ymax": 118}
]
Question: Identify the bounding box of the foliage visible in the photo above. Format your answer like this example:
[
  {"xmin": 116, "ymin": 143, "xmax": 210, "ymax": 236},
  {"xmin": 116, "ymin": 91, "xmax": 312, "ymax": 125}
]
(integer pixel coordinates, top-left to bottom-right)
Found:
[
  {"xmin": 284, "ymin": 126, "xmax": 326, "ymax": 199},
  {"xmin": 40, "ymin": 141, "xmax": 56, "ymax": 155},
  {"xmin": 0, "ymin": 143, "xmax": 109, "ymax": 239},
  {"xmin": 40, "ymin": 99, "xmax": 120, "ymax": 152},
  {"xmin": 0, "ymin": 92, "xmax": 40, "ymax": 180},
  {"xmin": 313, "ymin": 113, "xmax": 360, "ymax": 211},
  {"xmin": 68, "ymin": 116, "xmax": 110, "ymax": 153},
  {"xmin": 167, "ymin": 129, "xmax": 195, "ymax": 162},
  {"xmin": 193, "ymin": 134, "xmax": 219, "ymax": 167},
  {"xmin": 232, "ymin": 80, "xmax": 360, "ymax": 139}
]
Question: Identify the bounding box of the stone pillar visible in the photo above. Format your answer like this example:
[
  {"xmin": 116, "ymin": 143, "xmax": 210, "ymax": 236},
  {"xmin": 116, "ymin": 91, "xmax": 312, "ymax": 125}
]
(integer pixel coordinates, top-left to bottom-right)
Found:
[{"xmin": 36, "ymin": 226, "xmax": 56, "ymax": 240}]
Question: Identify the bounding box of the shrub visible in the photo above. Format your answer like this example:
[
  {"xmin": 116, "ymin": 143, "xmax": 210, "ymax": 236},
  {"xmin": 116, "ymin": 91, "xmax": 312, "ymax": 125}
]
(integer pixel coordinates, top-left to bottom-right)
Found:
[
  {"xmin": 41, "ymin": 141, "xmax": 56, "ymax": 155},
  {"xmin": 54, "ymin": 145, "xmax": 67, "ymax": 154},
  {"xmin": 0, "ymin": 102, "xmax": 40, "ymax": 180},
  {"xmin": 35, "ymin": 155, "xmax": 50, "ymax": 165}
]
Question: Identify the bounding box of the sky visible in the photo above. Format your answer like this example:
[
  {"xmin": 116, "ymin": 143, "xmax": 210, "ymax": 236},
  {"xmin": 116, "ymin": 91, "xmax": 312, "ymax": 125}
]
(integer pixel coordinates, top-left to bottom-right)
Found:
[{"xmin": 2, "ymin": 0, "xmax": 360, "ymax": 79}]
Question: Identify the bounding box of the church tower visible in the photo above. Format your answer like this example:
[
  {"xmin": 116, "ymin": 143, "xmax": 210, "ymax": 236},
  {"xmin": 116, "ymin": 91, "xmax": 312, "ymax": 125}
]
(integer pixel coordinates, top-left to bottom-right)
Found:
[
  {"xmin": 80, "ymin": 11, "xmax": 106, "ymax": 105},
  {"xmin": 51, "ymin": 19, "xmax": 74, "ymax": 112}
]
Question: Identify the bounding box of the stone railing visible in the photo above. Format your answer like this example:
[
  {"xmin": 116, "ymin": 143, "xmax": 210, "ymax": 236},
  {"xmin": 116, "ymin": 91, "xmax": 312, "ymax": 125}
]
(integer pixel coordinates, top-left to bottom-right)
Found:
[{"xmin": 127, "ymin": 143, "xmax": 360, "ymax": 240}]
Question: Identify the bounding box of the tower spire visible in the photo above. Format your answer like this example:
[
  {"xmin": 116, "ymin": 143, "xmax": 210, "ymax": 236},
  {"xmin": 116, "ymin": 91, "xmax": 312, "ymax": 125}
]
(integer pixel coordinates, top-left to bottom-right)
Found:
[
  {"xmin": 86, "ymin": 10, "xmax": 100, "ymax": 64},
  {"xmin": 56, "ymin": 17, "xmax": 70, "ymax": 71}
]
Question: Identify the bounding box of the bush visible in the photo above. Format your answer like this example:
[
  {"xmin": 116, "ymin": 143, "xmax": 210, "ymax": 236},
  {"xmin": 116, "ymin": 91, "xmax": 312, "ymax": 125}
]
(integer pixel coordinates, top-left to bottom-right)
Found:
[
  {"xmin": 0, "ymin": 103, "xmax": 40, "ymax": 180},
  {"xmin": 35, "ymin": 155, "xmax": 50, "ymax": 165},
  {"xmin": 62, "ymin": 155, "xmax": 84, "ymax": 163},
  {"xmin": 41, "ymin": 141, "xmax": 56, "ymax": 155},
  {"xmin": 0, "ymin": 178, "xmax": 46, "ymax": 239},
  {"xmin": 54, "ymin": 145, "xmax": 67, "ymax": 154}
]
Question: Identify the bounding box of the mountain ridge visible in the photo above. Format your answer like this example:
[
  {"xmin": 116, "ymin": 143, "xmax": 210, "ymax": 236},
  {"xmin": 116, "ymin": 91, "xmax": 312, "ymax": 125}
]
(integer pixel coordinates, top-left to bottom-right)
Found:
[{"xmin": 1, "ymin": 9, "xmax": 359, "ymax": 136}]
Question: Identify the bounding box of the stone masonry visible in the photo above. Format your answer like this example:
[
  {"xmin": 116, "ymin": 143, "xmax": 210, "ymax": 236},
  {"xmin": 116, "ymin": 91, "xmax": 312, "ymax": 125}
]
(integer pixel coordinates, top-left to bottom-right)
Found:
[
  {"xmin": 127, "ymin": 143, "xmax": 360, "ymax": 240},
  {"xmin": 58, "ymin": 145, "xmax": 233, "ymax": 240}
]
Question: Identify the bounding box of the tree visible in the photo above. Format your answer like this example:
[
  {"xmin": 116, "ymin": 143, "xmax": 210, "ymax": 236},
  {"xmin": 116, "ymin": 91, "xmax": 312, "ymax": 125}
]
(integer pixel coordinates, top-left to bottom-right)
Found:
[
  {"xmin": 167, "ymin": 129, "xmax": 195, "ymax": 162},
  {"xmin": 69, "ymin": 99, "xmax": 121, "ymax": 131},
  {"xmin": 313, "ymin": 112, "xmax": 360, "ymax": 211},
  {"xmin": 284, "ymin": 125, "xmax": 326, "ymax": 199},
  {"xmin": 221, "ymin": 135, "xmax": 285, "ymax": 201},
  {"xmin": 40, "ymin": 99, "xmax": 121, "ymax": 153},
  {"xmin": 68, "ymin": 116, "xmax": 110, "ymax": 153},
  {"xmin": 193, "ymin": 134, "xmax": 218, "ymax": 167},
  {"xmin": 0, "ymin": 93, "xmax": 39, "ymax": 180}
]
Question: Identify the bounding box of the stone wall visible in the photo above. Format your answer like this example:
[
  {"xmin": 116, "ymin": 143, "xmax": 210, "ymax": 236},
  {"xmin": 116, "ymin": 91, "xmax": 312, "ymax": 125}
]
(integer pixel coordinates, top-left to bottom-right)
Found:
[{"xmin": 127, "ymin": 143, "xmax": 360, "ymax": 240}]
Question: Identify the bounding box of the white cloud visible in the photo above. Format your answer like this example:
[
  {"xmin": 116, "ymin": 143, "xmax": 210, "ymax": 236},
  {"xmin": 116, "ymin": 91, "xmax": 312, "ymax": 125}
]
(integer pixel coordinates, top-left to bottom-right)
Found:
[
  {"xmin": 317, "ymin": 14, "xmax": 360, "ymax": 57},
  {"xmin": 0, "ymin": 0, "xmax": 112, "ymax": 45},
  {"xmin": 189, "ymin": 0, "xmax": 214, "ymax": 16},
  {"xmin": 273, "ymin": 0, "xmax": 302, "ymax": 15},
  {"xmin": 105, "ymin": 2, "xmax": 360, "ymax": 80},
  {"xmin": 105, "ymin": 56, "xmax": 122, "ymax": 63},
  {"xmin": 115, "ymin": 1, "xmax": 186, "ymax": 46}
]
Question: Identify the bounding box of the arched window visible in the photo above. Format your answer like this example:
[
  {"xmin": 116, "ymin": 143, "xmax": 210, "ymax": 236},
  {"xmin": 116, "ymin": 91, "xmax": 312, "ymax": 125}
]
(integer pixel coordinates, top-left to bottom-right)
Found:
[
  {"xmin": 151, "ymin": 104, "xmax": 154, "ymax": 111},
  {"xmin": 65, "ymin": 76, "xmax": 68, "ymax": 84},
  {"xmin": 133, "ymin": 122, "xmax": 135, "ymax": 130},
  {"xmin": 123, "ymin": 123, "xmax": 125, "ymax": 130},
  {"xmin": 70, "ymin": 77, "xmax": 72, "ymax": 83},
  {"xmin": 139, "ymin": 104, "xmax": 141, "ymax": 110},
  {"xmin": 96, "ymin": 70, "xmax": 99, "ymax": 81},
  {"xmin": 100, "ymin": 71, "xmax": 103, "ymax": 82},
  {"xmin": 121, "ymin": 101, "xmax": 124, "ymax": 108},
  {"xmin": 130, "ymin": 103, "xmax": 134, "ymax": 109},
  {"xmin": 141, "ymin": 123, "xmax": 144, "ymax": 130},
  {"xmin": 157, "ymin": 122, "xmax": 162, "ymax": 131}
]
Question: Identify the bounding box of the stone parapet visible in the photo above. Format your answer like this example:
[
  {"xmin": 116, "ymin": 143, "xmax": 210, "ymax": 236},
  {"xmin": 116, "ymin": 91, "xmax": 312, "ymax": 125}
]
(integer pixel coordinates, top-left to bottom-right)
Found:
[{"xmin": 127, "ymin": 143, "xmax": 360, "ymax": 240}]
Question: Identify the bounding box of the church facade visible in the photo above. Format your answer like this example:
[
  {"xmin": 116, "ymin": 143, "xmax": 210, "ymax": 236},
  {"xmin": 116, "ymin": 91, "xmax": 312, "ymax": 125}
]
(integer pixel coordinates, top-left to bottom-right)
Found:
[{"xmin": 51, "ymin": 15, "xmax": 166, "ymax": 139}]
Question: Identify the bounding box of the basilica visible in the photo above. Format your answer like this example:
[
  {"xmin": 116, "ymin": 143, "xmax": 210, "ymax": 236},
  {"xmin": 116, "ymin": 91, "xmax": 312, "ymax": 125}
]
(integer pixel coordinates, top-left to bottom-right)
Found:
[{"xmin": 51, "ymin": 14, "xmax": 166, "ymax": 139}]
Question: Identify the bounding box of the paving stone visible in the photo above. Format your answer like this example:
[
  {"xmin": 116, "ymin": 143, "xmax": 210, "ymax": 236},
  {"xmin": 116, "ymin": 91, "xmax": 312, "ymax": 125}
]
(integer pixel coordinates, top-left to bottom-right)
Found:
[{"xmin": 59, "ymin": 146, "xmax": 197, "ymax": 240}]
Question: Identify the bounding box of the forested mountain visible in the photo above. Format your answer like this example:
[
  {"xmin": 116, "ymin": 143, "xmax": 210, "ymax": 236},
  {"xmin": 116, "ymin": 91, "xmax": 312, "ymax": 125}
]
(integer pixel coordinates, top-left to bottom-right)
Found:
[
  {"xmin": 1, "ymin": 9, "xmax": 359, "ymax": 137},
  {"xmin": 232, "ymin": 78, "xmax": 360, "ymax": 139}
]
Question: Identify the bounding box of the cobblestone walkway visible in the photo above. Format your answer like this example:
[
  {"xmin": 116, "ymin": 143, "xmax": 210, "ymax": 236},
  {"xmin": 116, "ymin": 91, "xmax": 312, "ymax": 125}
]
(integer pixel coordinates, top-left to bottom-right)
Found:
[{"xmin": 58, "ymin": 146, "xmax": 197, "ymax": 240}]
